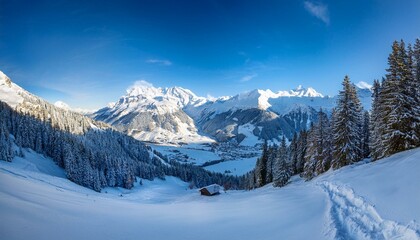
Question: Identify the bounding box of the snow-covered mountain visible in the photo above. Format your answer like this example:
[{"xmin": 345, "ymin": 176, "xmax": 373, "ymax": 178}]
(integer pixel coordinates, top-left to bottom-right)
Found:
[
  {"xmin": 185, "ymin": 86, "xmax": 331, "ymax": 144},
  {"xmin": 0, "ymin": 71, "xmax": 107, "ymax": 134},
  {"xmin": 92, "ymin": 82, "xmax": 213, "ymax": 144},
  {"xmin": 186, "ymin": 85, "xmax": 325, "ymax": 117},
  {"xmin": 93, "ymin": 81, "xmax": 372, "ymax": 145}
]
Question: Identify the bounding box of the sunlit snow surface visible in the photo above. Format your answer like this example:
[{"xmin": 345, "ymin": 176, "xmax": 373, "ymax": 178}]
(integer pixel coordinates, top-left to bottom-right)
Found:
[
  {"xmin": 0, "ymin": 148, "xmax": 419, "ymax": 240},
  {"xmin": 204, "ymin": 157, "xmax": 258, "ymax": 176}
]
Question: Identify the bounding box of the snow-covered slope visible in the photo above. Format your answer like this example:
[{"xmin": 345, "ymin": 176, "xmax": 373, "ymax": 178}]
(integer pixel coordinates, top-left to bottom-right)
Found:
[
  {"xmin": 1, "ymin": 144, "xmax": 419, "ymax": 240},
  {"xmin": 0, "ymin": 71, "xmax": 34, "ymax": 108},
  {"xmin": 0, "ymin": 71, "xmax": 107, "ymax": 134}
]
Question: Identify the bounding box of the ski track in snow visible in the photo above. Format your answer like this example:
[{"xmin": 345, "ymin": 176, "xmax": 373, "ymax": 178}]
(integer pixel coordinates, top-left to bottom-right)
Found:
[{"xmin": 319, "ymin": 181, "xmax": 419, "ymax": 240}]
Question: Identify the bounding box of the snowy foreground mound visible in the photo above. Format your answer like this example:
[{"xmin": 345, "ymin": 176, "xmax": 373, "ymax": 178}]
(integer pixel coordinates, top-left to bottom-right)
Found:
[{"xmin": 0, "ymin": 148, "xmax": 419, "ymax": 240}]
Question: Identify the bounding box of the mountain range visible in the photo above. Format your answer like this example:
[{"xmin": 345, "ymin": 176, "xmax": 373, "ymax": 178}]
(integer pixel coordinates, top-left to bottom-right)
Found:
[
  {"xmin": 93, "ymin": 80, "xmax": 372, "ymax": 145},
  {"xmin": 0, "ymin": 70, "xmax": 372, "ymax": 146}
]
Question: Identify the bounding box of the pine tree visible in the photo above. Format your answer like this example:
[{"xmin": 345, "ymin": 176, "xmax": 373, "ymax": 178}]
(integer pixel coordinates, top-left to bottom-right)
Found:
[
  {"xmin": 370, "ymin": 79, "xmax": 383, "ymax": 160},
  {"xmin": 361, "ymin": 110, "xmax": 370, "ymax": 158},
  {"xmin": 295, "ymin": 130, "xmax": 307, "ymax": 174},
  {"xmin": 331, "ymin": 75, "xmax": 363, "ymax": 169},
  {"xmin": 0, "ymin": 123, "xmax": 13, "ymax": 162},
  {"xmin": 302, "ymin": 123, "xmax": 316, "ymax": 179},
  {"xmin": 380, "ymin": 40, "xmax": 419, "ymax": 157},
  {"xmin": 414, "ymin": 39, "xmax": 420, "ymax": 92},
  {"xmin": 289, "ymin": 132, "xmax": 298, "ymax": 174},
  {"xmin": 314, "ymin": 109, "xmax": 332, "ymax": 175},
  {"xmin": 255, "ymin": 141, "xmax": 268, "ymax": 187},
  {"xmin": 265, "ymin": 145, "xmax": 277, "ymax": 183},
  {"xmin": 273, "ymin": 136, "xmax": 291, "ymax": 187},
  {"xmin": 410, "ymin": 39, "xmax": 420, "ymax": 146}
]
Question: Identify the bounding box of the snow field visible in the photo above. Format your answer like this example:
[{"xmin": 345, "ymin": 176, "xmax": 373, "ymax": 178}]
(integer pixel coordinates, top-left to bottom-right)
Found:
[
  {"xmin": 204, "ymin": 157, "xmax": 258, "ymax": 176},
  {"xmin": 0, "ymin": 148, "xmax": 419, "ymax": 240}
]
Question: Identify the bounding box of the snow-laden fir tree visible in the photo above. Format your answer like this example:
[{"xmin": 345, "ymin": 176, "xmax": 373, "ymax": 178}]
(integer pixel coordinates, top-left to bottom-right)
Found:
[
  {"xmin": 0, "ymin": 123, "xmax": 13, "ymax": 162},
  {"xmin": 331, "ymin": 75, "xmax": 363, "ymax": 169},
  {"xmin": 302, "ymin": 123, "xmax": 317, "ymax": 179},
  {"xmin": 255, "ymin": 141, "xmax": 268, "ymax": 187},
  {"xmin": 377, "ymin": 40, "xmax": 420, "ymax": 158},
  {"xmin": 295, "ymin": 129, "xmax": 307, "ymax": 174},
  {"xmin": 289, "ymin": 132, "xmax": 298, "ymax": 174},
  {"xmin": 361, "ymin": 110, "xmax": 370, "ymax": 158},
  {"xmin": 265, "ymin": 144, "xmax": 277, "ymax": 184},
  {"xmin": 414, "ymin": 39, "xmax": 420, "ymax": 94},
  {"xmin": 314, "ymin": 109, "xmax": 332, "ymax": 175},
  {"xmin": 370, "ymin": 79, "xmax": 383, "ymax": 160},
  {"xmin": 273, "ymin": 136, "xmax": 292, "ymax": 187},
  {"xmin": 411, "ymin": 39, "xmax": 420, "ymax": 145}
]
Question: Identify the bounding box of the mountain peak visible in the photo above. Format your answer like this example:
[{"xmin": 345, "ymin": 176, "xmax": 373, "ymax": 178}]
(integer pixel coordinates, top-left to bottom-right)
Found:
[
  {"xmin": 126, "ymin": 80, "xmax": 160, "ymax": 97},
  {"xmin": 0, "ymin": 71, "xmax": 13, "ymax": 87},
  {"xmin": 0, "ymin": 71, "xmax": 26, "ymax": 108},
  {"xmin": 286, "ymin": 85, "xmax": 324, "ymax": 97},
  {"xmin": 356, "ymin": 81, "xmax": 372, "ymax": 90}
]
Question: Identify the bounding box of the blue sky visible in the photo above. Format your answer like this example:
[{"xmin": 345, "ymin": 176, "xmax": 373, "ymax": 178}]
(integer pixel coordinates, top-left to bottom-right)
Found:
[{"xmin": 1, "ymin": 0, "xmax": 419, "ymax": 109}]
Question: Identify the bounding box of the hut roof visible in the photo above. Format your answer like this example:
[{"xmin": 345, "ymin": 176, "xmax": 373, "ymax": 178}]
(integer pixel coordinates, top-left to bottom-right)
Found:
[{"xmin": 199, "ymin": 184, "xmax": 221, "ymax": 196}]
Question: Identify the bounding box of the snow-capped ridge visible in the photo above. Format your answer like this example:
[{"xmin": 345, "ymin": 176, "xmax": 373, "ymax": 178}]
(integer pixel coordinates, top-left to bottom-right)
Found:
[
  {"xmin": 356, "ymin": 81, "xmax": 373, "ymax": 90},
  {"xmin": 286, "ymin": 85, "xmax": 324, "ymax": 97},
  {"xmin": 0, "ymin": 71, "xmax": 26, "ymax": 108},
  {"xmin": 124, "ymin": 81, "xmax": 206, "ymax": 109},
  {"xmin": 194, "ymin": 85, "xmax": 326, "ymax": 116},
  {"xmin": 0, "ymin": 71, "xmax": 12, "ymax": 87},
  {"xmin": 0, "ymin": 71, "xmax": 107, "ymax": 133}
]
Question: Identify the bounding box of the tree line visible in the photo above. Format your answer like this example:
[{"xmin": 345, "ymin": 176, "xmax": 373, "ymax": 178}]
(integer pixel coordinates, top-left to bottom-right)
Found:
[
  {"xmin": 247, "ymin": 38, "xmax": 420, "ymax": 189},
  {"xmin": 0, "ymin": 101, "xmax": 242, "ymax": 191}
]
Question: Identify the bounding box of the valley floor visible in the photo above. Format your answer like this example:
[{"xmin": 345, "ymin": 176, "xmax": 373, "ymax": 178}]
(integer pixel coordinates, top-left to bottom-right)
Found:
[{"xmin": 0, "ymin": 148, "xmax": 419, "ymax": 240}]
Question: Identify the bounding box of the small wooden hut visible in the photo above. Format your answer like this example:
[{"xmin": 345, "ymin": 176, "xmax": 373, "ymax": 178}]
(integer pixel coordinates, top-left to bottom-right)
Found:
[{"xmin": 199, "ymin": 184, "xmax": 221, "ymax": 196}]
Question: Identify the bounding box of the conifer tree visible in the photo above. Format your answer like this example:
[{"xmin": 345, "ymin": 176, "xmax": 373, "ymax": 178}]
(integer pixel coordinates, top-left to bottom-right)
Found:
[
  {"xmin": 289, "ymin": 132, "xmax": 299, "ymax": 174},
  {"xmin": 314, "ymin": 109, "xmax": 332, "ymax": 175},
  {"xmin": 370, "ymin": 79, "xmax": 383, "ymax": 160},
  {"xmin": 255, "ymin": 141, "xmax": 268, "ymax": 187},
  {"xmin": 410, "ymin": 39, "xmax": 420, "ymax": 146},
  {"xmin": 331, "ymin": 75, "xmax": 363, "ymax": 169},
  {"xmin": 302, "ymin": 123, "xmax": 316, "ymax": 179},
  {"xmin": 295, "ymin": 130, "xmax": 307, "ymax": 174},
  {"xmin": 361, "ymin": 110, "xmax": 370, "ymax": 158},
  {"xmin": 414, "ymin": 39, "xmax": 420, "ymax": 90},
  {"xmin": 380, "ymin": 40, "xmax": 419, "ymax": 156},
  {"xmin": 265, "ymin": 145, "xmax": 277, "ymax": 183},
  {"xmin": 0, "ymin": 123, "xmax": 13, "ymax": 162},
  {"xmin": 273, "ymin": 136, "xmax": 291, "ymax": 187}
]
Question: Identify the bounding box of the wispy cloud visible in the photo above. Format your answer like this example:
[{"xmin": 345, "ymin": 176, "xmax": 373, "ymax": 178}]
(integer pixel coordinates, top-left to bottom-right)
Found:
[
  {"xmin": 240, "ymin": 73, "xmax": 258, "ymax": 82},
  {"xmin": 304, "ymin": 1, "xmax": 330, "ymax": 25},
  {"xmin": 127, "ymin": 80, "xmax": 154, "ymax": 91},
  {"xmin": 146, "ymin": 59, "xmax": 172, "ymax": 66}
]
